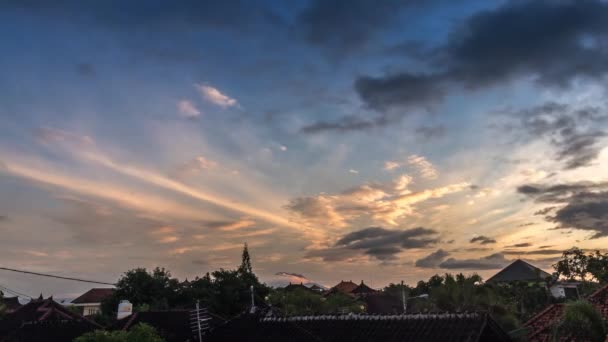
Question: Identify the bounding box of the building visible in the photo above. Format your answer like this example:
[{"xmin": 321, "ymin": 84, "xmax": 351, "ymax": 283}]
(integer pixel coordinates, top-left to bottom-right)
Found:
[
  {"xmin": 0, "ymin": 296, "xmax": 102, "ymax": 342},
  {"xmin": 524, "ymin": 283, "xmax": 608, "ymax": 341},
  {"xmin": 350, "ymin": 281, "xmax": 377, "ymax": 297},
  {"xmin": 326, "ymin": 280, "xmax": 359, "ymax": 297},
  {"xmin": 486, "ymin": 259, "xmax": 551, "ymax": 283},
  {"xmin": 205, "ymin": 312, "xmax": 512, "ymax": 341},
  {"xmin": 71, "ymin": 288, "xmax": 115, "ymax": 316},
  {"xmin": 487, "ymin": 259, "xmax": 580, "ymax": 299},
  {"xmin": 1, "ymin": 296, "xmax": 26, "ymax": 313}
]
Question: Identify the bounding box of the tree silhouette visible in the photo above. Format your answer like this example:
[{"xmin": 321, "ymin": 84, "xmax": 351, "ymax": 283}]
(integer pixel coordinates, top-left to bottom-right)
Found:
[{"xmin": 238, "ymin": 243, "xmax": 253, "ymax": 275}]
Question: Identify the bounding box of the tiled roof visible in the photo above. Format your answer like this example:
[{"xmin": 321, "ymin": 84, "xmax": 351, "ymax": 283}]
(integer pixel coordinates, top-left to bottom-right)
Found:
[
  {"xmin": 351, "ymin": 281, "xmax": 376, "ymax": 295},
  {"xmin": 330, "ymin": 281, "xmax": 358, "ymax": 294},
  {"xmin": 524, "ymin": 284, "xmax": 608, "ymax": 341},
  {"xmin": 0, "ymin": 297, "xmax": 102, "ymax": 341},
  {"xmin": 205, "ymin": 312, "xmax": 512, "ymax": 342},
  {"xmin": 71, "ymin": 288, "xmax": 115, "ymax": 304},
  {"xmin": 486, "ymin": 259, "xmax": 551, "ymax": 283},
  {"xmin": 284, "ymin": 283, "xmax": 313, "ymax": 292}
]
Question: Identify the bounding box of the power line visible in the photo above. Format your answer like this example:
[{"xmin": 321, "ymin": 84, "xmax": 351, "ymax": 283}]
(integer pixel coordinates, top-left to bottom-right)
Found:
[
  {"xmin": 0, "ymin": 284, "xmax": 33, "ymax": 299},
  {"xmin": 0, "ymin": 267, "xmax": 116, "ymax": 286}
]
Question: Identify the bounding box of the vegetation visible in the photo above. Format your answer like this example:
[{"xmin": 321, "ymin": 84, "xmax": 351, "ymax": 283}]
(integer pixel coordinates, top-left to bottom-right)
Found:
[
  {"xmin": 74, "ymin": 323, "xmax": 164, "ymax": 342},
  {"xmin": 553, "ymin": 300, "xmax": 607, "ymax": 342}
]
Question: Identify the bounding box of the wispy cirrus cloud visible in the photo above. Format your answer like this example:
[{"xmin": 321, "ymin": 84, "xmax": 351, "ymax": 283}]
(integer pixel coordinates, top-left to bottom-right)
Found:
[{"xmin": 469, "ymin": 235, "xmax": 496, "ymax": 245}]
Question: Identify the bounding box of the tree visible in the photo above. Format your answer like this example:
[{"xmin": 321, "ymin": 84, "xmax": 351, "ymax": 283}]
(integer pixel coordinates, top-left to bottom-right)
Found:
[
  {"xmin": 238, "ymin": 243, "xmax": 253, "ymax": 275},
  {"xmin": 101, "ymin": 267, "xmax": 180, "ymax": 317},
  {"xmin": 267, "ymin": 288, "xmax": 324, "ymax": 315},
  {"xmin": 74, "ymin": 323, "xmax": 164, "ymax": 342},
  {"xmin": 554, "ymin": 247, "xmax": 589, "ymax": 281},
  {"xmin": 553, "ymin": 300, "xmax": 606, "ymax": 342}
]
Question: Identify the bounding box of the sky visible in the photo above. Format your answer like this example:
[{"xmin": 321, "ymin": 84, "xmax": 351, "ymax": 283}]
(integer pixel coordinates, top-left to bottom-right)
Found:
[{"xmin": 1, "ymin": 0, "xmax": 608, "ymax": 298}]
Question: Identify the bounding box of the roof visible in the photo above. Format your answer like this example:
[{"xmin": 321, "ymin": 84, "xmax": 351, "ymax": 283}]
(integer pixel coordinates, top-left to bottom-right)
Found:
[
  {"xmin": 1, "ymin": 296, "xmax": 25, "ymax": 312},
  {"xmin": 330, "ymin": 280, "xmax": 358, "ymax": 294},
  {"xmin": 205, "ymin": 312, "xmax": 512, "ymax": 342},
  {"xmin": 524, "ymin": 283, "xmax": 608, "ymax": 341},
  {"xmin": 351, "ymin": 281, "xmax": 376, "ymax": 295},
  {"xmin": 284, "ymin": 283, "xmax": 313, "ymax": 292},
  {"xmin": 71, "ymin": 288, "xmax": 115, "ymax": 304},
  {"xmin": 486, "ymin": 259, "xmax": 551, "ymax": 283},
  {"xmin": 0, "ymin": 297, "xmax": 102, "ymax": 342},
  {"xmin": 115, "ymin": 310, "xmax": 226, "ymax": 342}
]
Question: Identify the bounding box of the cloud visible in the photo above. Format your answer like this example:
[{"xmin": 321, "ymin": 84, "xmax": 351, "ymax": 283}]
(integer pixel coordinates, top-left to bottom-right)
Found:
[
  {"xmin": 286, "ymin": 173, "xmax": 469, "ymax": 227},
  {"xmin": 518, "ymin": 181, "xmax": 608, "ymax": 238},
  {"xmin": 502, "ymin": 249, "xmax": 563, "ymax": 256},
  {"xmin": 0, "ymin": 215, "xmax": 8, "ymax": 222},
  {"xmin": 307, "ymin": 226, "xmax": 440, "ymax": 262},
  {"xmin": 416, "ymin": 125, "xmax": 446, "ymax": 140},
  {"xmin": 296, "ymin": 0, "xmax": 411, "ymax": 58},
  {"xmin": 173, "ymin": 156, "xmax": 218, "ymax": 178},
  {"xmin": 503, "ymin": 101, "xmax": 606, "ymax": 169},
  {"xmin": 195, "ymin": 84, "xmax": 238, "ymax": 108},
  {"xmin": 407, "ymin": 154, "xmax": 438, "ymax": 179},
  {"xmin": 177, "ymin": 100, "xmax": 201, "ymax": 118},
  {"xmin": 439, "ymin": 253, "xmax": 508, "ymax": 270},
  {"xmin": 300, "ymin": 115, "xmax": 379, "ymax": 134},
  {"xmin": 469, "ymin": 235, "xmax": 496, "ymax": 245},
  {"xmin": 384, "ymin": 161, "xmax": 400, "ymax": 171},
  {"xmin": 415, "ymin": 249, "xmax": 450, "ymax": 268},
  {"xmin": 36, "ymin": 127, "xmax": 94, "ymax": 147},
  {"xmin": 506, "ymin": 242, "xmax": 532, "ymax": 248},
  {"xmin": 355, "ymin": 0, "xmax": 608, "ymax": 114},
  {"xmin": 348, "ymin": 169, "xmax": 359, "ymax": 174}
]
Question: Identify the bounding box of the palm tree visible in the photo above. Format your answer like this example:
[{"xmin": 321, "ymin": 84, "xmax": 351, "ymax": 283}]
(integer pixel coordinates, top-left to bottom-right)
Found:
[{"xmin": 553, "ymin": 300, "xmax": 606, "ymax": 342}]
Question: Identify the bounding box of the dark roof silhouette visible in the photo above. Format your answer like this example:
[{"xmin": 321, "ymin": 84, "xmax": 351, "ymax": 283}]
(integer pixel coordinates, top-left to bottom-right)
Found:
[
  {"xmin": 486, "ymin": 259, "xmax": 551, "ymax": 283},
  {"xmin": 72, "ymin": 288, "xmax": 114, "ymax": 304},
  {"xmin": 205, "ymin": 312, "xmax": 512, "ymax": 342},
  {"xmin": 364, "ymin": 293, "xmax": 402, "ymax": 314},
  {"xmin": 328, "ymin": 280, "xmax": 358, "ymax": 295},
  {"xmin": 524, "ymin": 284, "xmax": 608, "ymax": 341},
  {"xmin": 0, "ymin": 297, "xmax": 101, "ymax": 341},
  {"xmin": 351, "ymin": 281, "xmax": 376, "ymax": 295},
  {"xmin": 284, "ymin": 283, "xmax": 313, "ymax": 292},
  {"xmin": 1, "ymin": 296, "xmax": 24, "ymax": 312}
]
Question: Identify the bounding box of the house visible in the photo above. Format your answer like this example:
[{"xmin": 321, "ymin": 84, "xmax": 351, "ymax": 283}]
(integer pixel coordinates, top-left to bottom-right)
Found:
[
  {"xmin": 0, "ymin": 295, "xmax": 102, "ymax": 342},
  {"xmin": 283, "ymin": 283, "xmax": 314, "ymax": 293},
  {"xmin": 350, "ymin": 280, "xmax": 377, "ymax": 297},
  {"xmin": 487, "ymin": 259, "xmax": 580, "ymax": 299},
  {"xmin": 1, "ymin": 296, "xmax": 26, "ymax": 313},
  {"xmin": 205, "ymin": 312, "xmax": 513, "ymax": 341},
  {"xmin": 524, "ymin": 283, "xmax": 608, "ymax": 341},
  {"xmin": 114, "ymin": 310, "xmax": 194, "ymax": 342},
  {"xmin": 71, "ymin": 288, "xmax": 115, "ymax": 316},
  {"xmin": 326, "ymin": 280, "xmax": 359, "ymax": 296},
  {"xmin": 486, "ymin": 259, "xmax": 551, "ymax": 283}
]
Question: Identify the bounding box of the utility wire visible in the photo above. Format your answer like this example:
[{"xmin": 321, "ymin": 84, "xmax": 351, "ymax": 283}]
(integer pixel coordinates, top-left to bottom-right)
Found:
[
  {"xmin": 0, "ymin": 267, "xmax": 116, "ymax": 286},
  {"xmin": 0, "ymin": 284, "xmax": 33, "ymax": 299}
]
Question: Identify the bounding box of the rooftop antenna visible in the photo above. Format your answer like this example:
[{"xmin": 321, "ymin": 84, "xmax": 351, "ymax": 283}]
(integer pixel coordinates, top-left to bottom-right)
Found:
[
  {"xmin": 401, "ymin": 280, "xmax": 406, "ymax": 313},
  {"xmin": 249, "ymin": 285, "xmax": 256, "ymax": 313}
]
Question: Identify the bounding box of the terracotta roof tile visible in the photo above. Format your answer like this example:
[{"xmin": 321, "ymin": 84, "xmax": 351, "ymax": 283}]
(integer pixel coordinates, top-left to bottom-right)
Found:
[{"xmin": 72, "ymin": 288, "xmax": 115, "ymax": 304}]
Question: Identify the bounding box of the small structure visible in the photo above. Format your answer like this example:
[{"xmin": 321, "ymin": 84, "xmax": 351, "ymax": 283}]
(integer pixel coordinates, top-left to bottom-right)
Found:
[
  {"xmin": 351, "ymin": 280, "xmax": 377, "ymax": 297},
  {"xmin": 71, "ymin": 288, "xmax": 115, "ymax": 316},
  {"xmin": 0, "ymin": 296, "xmax": 102, "ymax": 341},
  {"xmin": 486, "ymin": 259, "xmax": 551, "ymax": 283},
  {"xmin": 548, "ymin": 281, "xmax": 579, "ymax": 299},
  {"xmin": 524, "ymin": 283, "xmax": 608, "ymax": 341},
  {"xmin": 326, "ymin": 280, "xmax": 358, "ymax": 296},
  {"xmin": 205, "ymin": 312, "xmax": 512, "ymax": 341},
  {"xmin": 283, "ymin": 282, "xmax": 313, "ymax": 293},
  {"xmin": 1, "ymin": 296, "xmax": 26, "ymax": 313}
]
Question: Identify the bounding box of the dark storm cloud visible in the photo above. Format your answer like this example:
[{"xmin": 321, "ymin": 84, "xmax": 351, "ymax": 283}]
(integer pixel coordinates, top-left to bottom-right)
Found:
[
  {"xmin": 469, "ymin": 235, "xmax": 496, "ymax": 245},
  {"xmin": 276, "ymin": 271, "xmax": 306, "ymax": 279},
  {"xmin": 519, "ymin": 182, "xmax": 608, "ymax": 238},
  {"xmin": 356, "ymin": 0, "xmax": 608, "ymax": 111},
  {"xmin": 307, "ymin": 226, "xmax": 439, "ymax": 262},
  {"xmin": 439, "ymin": 253, "xmax": 508, "ymax": 270},
  {"xmin": 415, "ymin": 249, "xmax": 450, "ymax": 268}
]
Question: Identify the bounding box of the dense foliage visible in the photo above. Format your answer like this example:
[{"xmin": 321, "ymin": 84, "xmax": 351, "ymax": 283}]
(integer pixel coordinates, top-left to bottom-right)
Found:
[{"xmin": 74, "ymin": 323, "xmax": 164, "ymax": 342}]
